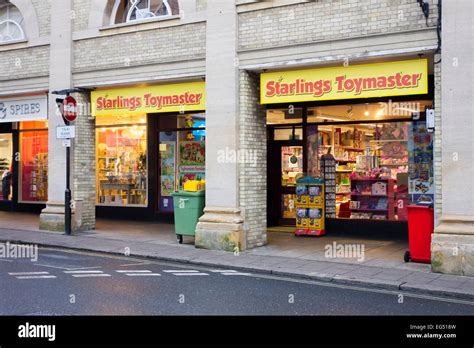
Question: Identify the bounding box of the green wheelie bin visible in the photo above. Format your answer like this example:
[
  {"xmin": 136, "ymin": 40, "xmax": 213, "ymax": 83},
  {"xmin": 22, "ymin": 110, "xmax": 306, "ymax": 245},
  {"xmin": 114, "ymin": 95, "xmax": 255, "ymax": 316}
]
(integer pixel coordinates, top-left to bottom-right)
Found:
[{"xmin": 171, "ymin": 190, "xmax": 205, "ymax": 244}]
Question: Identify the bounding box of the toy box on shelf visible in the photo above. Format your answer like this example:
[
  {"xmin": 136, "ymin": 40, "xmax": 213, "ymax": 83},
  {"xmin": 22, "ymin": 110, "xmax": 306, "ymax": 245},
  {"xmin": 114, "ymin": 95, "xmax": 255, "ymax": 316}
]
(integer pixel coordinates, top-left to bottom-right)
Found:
[
  {"xmin": 295, "ymin": 176, "xmax": 325, "ymax": 237},
  {"xmin": 349, "ymin": 174, "xmax": 395, "ymax": 221}
]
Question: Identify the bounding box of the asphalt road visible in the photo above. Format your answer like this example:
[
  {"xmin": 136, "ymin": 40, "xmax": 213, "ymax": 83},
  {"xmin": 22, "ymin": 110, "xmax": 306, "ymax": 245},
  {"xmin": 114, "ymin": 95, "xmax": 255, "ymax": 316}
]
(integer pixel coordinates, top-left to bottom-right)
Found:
[{"xmin": 1, "ymin": 247, "xmax": 474, "ymax": 315}]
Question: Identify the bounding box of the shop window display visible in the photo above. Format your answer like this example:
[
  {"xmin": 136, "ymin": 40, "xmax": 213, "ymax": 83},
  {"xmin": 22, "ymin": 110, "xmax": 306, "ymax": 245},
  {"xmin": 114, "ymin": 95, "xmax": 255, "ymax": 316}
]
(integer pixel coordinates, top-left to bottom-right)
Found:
[
  {"xmin": 158, "ymin": 114, "xmax": 205, "ymax": 213},
  {"xmin": 281, "ymin": 146, "xmax": 303, "ymax": 187},
  {"xmin": 314, "ymin": 121, "xmax": 413, "ymax": 221},
  {"xmin": 96, "ymin": 115, "xmax": 147, "ymax": 206},
  {"xmin": 177, "ymin": 114, "xmax": 205, "ymax": 190},
  {"xmin": 0, "ymin": 133, "xmax": 13, "ymax": 201},
  {"xmin": 19, "ymin": 121, "xmax": 48, "ymax": 203}
]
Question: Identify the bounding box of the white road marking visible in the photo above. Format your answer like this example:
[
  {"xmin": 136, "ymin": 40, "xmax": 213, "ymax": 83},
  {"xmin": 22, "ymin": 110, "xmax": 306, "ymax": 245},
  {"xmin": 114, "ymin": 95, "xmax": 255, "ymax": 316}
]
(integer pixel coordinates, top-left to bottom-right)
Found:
[
  {"xmin": 0, "ymin": 259, "xmax": 13, "ymax": 262},
  {"xmin": 163, "ymin": 270, "xmax": 199, "ymax": 273},
  {"xmin": 173, "ymin": 273, "xmax": 209, "ymax": 276},
  {"xmin": 15, "ymin": 275, "xmax": 57, "ymax": 279},
  {"xmin": 116, "ymin": 270, "xmax": 161, "ymax": 276},
  {"xmin": 9, "ymin": 272, "xmax": 50, "ymax": 276},
  {"xmin": 210, "ymin": 270, "xmax": 252, "ymax": 276},
  {"xmin": 210, "ymin": 270, "xmax": 237, "ymax": 273},
  {"xmin": 116, "ymin": 270, "xmax": 152, "ymax": 273},
  {"xmin": 34, "ymin": 263, "xmax": 103, "ymax": 271},
  {"xmin": 71, "ymin": 274, "xmax": 111, "ymax": 278},
  {"xmin": 64, "ymin": 270, "xmax": 104, "ymax": 274}
]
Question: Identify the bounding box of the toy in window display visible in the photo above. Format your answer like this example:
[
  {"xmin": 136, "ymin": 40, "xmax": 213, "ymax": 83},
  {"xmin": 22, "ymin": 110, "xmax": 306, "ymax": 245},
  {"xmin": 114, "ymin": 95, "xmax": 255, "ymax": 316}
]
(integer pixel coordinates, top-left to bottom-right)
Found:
[
  {"xmin": 295, "ymin": 208, "xmax": 308, "ymax": 233},
  {"xmin": 296, "ymin": 185, "xmax": 307, "ymax": 195},
  {"xmin": 185, "ymin": 115, "xmax": 195, "ymax": 140},
  {"xmin": 296, "ymin": 208, "xmax": 307, "ymax": 219},
  {"xmin": 308, "ymin": 208, "xmax": 322, "ymax": 219},
  {"xmin": 308, "ymin": 186, "xmax": 321, "ymax": 196}
]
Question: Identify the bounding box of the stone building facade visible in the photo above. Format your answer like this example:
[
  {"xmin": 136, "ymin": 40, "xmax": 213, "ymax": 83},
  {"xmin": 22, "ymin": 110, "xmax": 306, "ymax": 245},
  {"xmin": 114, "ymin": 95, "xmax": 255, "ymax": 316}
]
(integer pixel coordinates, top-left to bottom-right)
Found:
[{"xmin": 1, "ymin": 0, "xmax": 473, "ymax": 276}]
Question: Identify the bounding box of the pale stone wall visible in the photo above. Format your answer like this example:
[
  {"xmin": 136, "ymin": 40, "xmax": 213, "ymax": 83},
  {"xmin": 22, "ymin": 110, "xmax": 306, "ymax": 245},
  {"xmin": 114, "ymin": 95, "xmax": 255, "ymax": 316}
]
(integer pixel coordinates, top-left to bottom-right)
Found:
[
  {"xmin": 196, "ymin": 0, "xmax": 207, "ymax": 12},
  {"xmin": 431, "ymin": 0, "xmax": 474, "ymax": 277},
  {"xmin": 31, "ymin": 0, "xmax": 52, "ymax": 37},
  {"xmin": 238, "ymin": 0, "xmax": 439, "ymax": 51},
  {"xmin": 73, "ymin": 0, "xmax": 92, "ymax": 32},
  {"xmin": 0, "ymin": 46, "xmax": 49, "ymax": 80},
  {"xmin": 73, "ymin": 22, "xmax": 206, "ymax": 73}
]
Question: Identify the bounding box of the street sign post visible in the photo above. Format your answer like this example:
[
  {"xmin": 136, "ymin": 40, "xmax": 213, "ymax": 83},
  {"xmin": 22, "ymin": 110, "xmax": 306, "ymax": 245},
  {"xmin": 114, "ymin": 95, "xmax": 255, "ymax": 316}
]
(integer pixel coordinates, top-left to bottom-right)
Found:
[
  {"xmin": 54, "ymin": 94, "xmax": 78, "ymax": 236},
  {"xmin": 56, "ymin": 125, "xmax": 76, "ymax": 139}
]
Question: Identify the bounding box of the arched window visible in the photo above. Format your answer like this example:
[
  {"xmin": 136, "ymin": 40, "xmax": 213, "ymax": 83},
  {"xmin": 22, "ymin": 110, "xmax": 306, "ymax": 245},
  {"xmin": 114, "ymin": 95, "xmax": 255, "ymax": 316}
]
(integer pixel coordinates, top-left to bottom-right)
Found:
[
  {"xmin": 111, "ymin": 0, "xmax": 180, "ymax": 25},
  {"xmin": 0, "ymin": 0, "xmax": 25, "ymax": 43}
]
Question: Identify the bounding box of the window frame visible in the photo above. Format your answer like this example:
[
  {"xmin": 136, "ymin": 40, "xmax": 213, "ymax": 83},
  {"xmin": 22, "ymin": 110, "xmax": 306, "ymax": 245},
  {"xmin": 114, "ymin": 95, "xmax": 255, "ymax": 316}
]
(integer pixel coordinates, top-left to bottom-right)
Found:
[
  {"xmin": 110, "ymin": 0, "xmax": 176, "ymax": 26},
  {"xmin": 0, "ymin": 2, "xmax": 26, "ymax": 44}
]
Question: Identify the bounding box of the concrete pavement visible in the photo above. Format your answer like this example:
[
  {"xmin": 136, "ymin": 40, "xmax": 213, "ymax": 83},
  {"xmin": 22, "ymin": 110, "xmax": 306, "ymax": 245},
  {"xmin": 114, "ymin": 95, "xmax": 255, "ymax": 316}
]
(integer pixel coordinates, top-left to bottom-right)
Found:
[{"xmin": 1, "ymin": 226, "xmax": 474, "ymax": 302}]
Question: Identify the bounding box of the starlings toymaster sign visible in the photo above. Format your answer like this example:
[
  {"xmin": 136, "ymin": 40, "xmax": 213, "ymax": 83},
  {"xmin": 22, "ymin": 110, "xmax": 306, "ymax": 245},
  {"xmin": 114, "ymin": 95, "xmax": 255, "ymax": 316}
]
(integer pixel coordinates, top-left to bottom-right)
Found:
[
  {"xmin": 91, "ymin": 82, "xmax": 206, "ymax": 116},
  {"xmin": 260, "ymin": 59, "xmax": 428, "ymax": 104}
]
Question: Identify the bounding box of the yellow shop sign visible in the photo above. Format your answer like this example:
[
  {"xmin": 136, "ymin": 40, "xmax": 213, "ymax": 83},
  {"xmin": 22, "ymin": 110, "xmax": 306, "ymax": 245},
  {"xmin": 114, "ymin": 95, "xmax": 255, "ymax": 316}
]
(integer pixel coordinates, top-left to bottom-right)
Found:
[
  {"xmin": 260, "ymin": 59, "xmax": 428, "ymax": 104},
  {"xmin": 91, "ymin": 82, "xmax": 206, "ymax": 116}
]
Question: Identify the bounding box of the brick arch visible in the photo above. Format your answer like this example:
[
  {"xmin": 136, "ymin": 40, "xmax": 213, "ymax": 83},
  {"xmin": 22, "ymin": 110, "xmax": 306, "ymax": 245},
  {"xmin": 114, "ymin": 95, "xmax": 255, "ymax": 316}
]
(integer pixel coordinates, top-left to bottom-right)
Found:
[{"xmin": 8, "ymin": 0, "xmax": 40, "ymax": 39}]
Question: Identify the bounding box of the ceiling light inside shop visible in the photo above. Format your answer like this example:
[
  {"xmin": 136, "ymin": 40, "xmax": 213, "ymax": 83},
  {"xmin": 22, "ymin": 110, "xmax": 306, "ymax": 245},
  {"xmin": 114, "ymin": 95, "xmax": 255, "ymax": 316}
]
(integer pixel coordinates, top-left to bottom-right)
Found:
[{"xmin": 364, "ymin": 103, "xmax": 369, "ymax": 116}]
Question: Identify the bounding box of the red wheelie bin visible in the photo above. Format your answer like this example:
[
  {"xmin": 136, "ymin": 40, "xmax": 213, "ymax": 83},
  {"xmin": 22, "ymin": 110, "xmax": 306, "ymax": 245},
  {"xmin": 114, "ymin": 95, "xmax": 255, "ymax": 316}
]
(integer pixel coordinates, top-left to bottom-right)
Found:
[{"xmin": 404, "ymin": 205, "xmax": 434, "ymax": 264}]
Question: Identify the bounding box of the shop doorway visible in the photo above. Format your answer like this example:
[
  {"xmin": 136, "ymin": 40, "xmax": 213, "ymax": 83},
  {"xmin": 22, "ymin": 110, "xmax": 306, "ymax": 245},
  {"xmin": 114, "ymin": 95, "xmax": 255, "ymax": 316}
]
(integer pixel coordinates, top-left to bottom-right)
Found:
[
  {"xmin": 267, "ymin": 136, "xmax": 304, "ymax": 226},
  {"xmin": 155, "ymin": 113, "xmax": 206, "ymax": 219}
]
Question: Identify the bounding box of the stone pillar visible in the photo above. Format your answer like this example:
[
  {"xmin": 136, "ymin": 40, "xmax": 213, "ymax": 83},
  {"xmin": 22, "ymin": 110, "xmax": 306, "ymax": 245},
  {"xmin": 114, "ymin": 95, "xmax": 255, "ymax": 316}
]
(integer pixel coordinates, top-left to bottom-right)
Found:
[
  {"xmin": 195, "ymin": 0, "xmax": 246, "ymax": 251},
  {"xmin": 70, "ymin": 92, "xmax": 96, "ymax": 231},
  {"xmin": 39, "ymin": 0, "xmax": 73, "ymax": 232},
  {"xmin": 431, "ymin": 0, "xmax": 474, "ymax": 276}
]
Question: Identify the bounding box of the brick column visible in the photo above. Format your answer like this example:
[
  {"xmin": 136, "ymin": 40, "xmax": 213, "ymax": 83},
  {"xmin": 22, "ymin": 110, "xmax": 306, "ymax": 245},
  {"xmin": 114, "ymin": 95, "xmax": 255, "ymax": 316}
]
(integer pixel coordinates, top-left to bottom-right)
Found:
[
  {"xmin": 70, "ymin": 92, "xmax": 96, "ymax": 231},
  {"xmin": 239, "ymin": 71, "xmax": 267, "ymax": 248}
]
